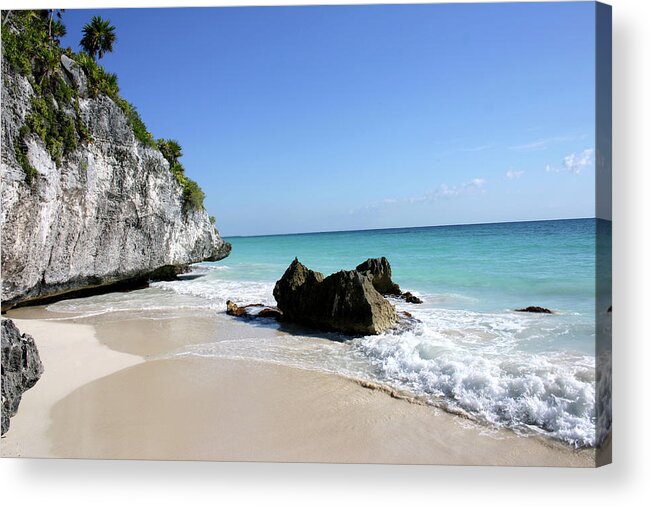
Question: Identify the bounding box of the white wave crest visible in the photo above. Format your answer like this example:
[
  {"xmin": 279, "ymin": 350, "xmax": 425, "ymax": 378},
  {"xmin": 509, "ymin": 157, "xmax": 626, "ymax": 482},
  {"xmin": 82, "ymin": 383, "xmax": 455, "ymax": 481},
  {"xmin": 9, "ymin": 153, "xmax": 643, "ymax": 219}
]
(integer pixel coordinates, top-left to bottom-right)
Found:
[
  {"xmin": 352, "ymin": 317, "xmax": 596, "ymax": 447},
  {"xmin": 151, "ymin": 277, "xmax": 275, "ymax": 307}
]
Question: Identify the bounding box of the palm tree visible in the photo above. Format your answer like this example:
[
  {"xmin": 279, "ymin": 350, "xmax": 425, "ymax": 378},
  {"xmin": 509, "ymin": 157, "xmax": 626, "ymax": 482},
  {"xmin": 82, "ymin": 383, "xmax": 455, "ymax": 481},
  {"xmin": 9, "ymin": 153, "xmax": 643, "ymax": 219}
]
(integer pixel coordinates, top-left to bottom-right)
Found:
[
  {"xmin": 80, "ymin": 16, "xmax": 116, "ymax": 60},
  {"xmin": 51, "ymin": 19, "xmax": 66, "ymax": 42},
  {"xmin": 47, "ymin": 9, "xmax": 65, "ymax": 40}
]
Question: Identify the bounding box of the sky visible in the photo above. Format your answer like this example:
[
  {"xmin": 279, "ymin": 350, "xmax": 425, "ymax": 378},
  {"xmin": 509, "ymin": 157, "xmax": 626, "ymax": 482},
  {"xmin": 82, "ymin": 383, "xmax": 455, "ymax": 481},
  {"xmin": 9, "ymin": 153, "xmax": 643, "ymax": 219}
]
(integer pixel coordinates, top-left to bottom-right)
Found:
[{"xmin": 60, "ymin": 2, "xmax": 597, "ymax": 237}]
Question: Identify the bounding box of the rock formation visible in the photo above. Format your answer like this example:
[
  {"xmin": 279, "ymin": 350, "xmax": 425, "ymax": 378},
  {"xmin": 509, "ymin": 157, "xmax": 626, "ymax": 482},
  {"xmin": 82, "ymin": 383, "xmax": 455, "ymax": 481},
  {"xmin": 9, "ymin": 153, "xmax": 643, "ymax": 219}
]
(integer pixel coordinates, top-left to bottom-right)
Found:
[
  {"xmin": 1, "ymin": 55, "xmax": 230, "ymax": 310},
  {"xmin": 355, "ymin": 257, "xmax": 402, "ymax": 295},
  {"xmin": 355, "ymin": 257, "xmax": 423, "ymax": 303},
  {"xmin": 226, "ymin": 300, "xmax": 247, "ymax": 317},
  {"xmin": 401, "ymin": 291, "xmax": 423, "ymax": 304},
  {"xmin": 1, "ymin": 319, "xmax": 43, "ymax": 435},
  {"xmin": 273, "ymin": 258, "xmax": 398, "ymax": 335},
  {"xmin": 515, "ymin": 306, "xmax": 553, "ymax": 314},
  {"xmin": 226, "ymin": 300, "xmax": 282, "ymax": 320}
]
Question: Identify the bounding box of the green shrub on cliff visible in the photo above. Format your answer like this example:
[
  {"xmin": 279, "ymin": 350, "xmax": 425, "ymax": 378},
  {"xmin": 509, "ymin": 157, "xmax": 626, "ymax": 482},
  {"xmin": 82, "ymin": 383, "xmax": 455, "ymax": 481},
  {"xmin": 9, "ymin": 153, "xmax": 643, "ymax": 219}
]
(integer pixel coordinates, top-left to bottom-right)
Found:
[
  {"xmin": 157, "ymin": 139, "xmax": 183, "ymax": 166},
  {"xmin": 1, "ymin": 11, "xmax": 46, "ymax": 76},
  {"xmin": 114, "ymin": 99, "xmax": 156, "ymax": 147},
  {"xmin": 2, "ymin": 11, "xmax": 71, "ymax": 92},
  {"xmin": 73, "ymin": 52, "xmax": 120, "ymax": 98},
  {"xmin": 14, "ymin": 144, "xmax": 38, "ymax": 185},
  {"xmin": 157, "ymin": 140, "xmax": 205, "ymax": 210},
  {"xmin": 169, "ymin": 161, "xmax": 205, "ymax": 211},
  {"xmin": 180, "ymin": 178, "xmax": 206, "ymax": 212},
  {"xmin": 25, "ymin": 95, "xmax": 77, "ymax": 162}
]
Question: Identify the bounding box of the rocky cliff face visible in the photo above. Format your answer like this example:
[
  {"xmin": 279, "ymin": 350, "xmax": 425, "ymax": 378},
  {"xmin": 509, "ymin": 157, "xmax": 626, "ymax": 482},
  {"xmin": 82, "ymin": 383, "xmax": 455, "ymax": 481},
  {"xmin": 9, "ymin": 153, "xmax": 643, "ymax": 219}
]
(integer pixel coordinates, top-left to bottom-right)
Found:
[{"xmin": 1, "ymin": 58, "xmax": 230, "ymax": 309}]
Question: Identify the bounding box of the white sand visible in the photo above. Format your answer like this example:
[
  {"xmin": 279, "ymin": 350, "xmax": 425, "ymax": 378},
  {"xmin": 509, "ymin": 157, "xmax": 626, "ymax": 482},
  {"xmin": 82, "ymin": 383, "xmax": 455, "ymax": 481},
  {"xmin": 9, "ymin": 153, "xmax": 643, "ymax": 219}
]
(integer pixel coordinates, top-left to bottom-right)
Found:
[
  {"xmin": 1, "ymin": 318, "xmax": 142, "ymax": 458},
  {"xmin": 1, "ymin": 314, "xmax": 595, "ymax": 466}
]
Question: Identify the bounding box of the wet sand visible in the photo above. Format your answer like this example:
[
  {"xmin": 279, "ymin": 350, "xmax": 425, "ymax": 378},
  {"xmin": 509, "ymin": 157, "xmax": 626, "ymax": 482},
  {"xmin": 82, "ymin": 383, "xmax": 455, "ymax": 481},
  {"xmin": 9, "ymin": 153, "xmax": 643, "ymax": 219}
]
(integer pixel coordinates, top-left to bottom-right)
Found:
[
  {"xmin": 1, "ymin": 311, "xmax": 595, "ymax": 466},
  {"xmin": 0, "ymin": 318, "xmax": 142, "ymax": 458}
]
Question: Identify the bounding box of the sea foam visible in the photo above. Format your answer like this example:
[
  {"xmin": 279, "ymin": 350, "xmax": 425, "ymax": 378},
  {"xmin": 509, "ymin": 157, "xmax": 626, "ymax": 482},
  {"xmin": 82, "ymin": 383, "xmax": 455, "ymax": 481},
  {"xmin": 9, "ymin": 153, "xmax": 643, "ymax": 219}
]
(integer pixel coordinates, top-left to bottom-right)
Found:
[{"xmin": 342, "ymin": 297, "xmax": 597, "ymax": 447}]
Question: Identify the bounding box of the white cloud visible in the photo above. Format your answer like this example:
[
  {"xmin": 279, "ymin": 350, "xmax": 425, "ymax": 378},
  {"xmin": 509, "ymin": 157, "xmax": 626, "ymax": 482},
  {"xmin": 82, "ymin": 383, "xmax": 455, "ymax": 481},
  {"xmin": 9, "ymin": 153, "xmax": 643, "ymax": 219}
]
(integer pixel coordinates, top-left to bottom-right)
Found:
[
  {"xmin": 352, "ymin": 178, "xmax": 487, "ymax": 214},
  {"xmin": 510, "ymin": 139, "xmax": 550, "ymax": 151},
  {"xmin": 545, "ymin": 149, "xmax": 594, "ymax": 174},
  {"xmin": 462, "ymin": 144, "xmax": 492, "ymax": 153},
  {"xmin": 563, "ymin": 149, "xmax": 594, "ymax": 174},
  {"xmin": 431, "ymin": 178, "xmax": 485, "ymax": 198},
  {"xmin": 506, "ymin": 170, "xmax": 524, "ymax": 180},
  {"xmin": 509, "ymin": 134, "xmax": 587, "ymax": 152}
]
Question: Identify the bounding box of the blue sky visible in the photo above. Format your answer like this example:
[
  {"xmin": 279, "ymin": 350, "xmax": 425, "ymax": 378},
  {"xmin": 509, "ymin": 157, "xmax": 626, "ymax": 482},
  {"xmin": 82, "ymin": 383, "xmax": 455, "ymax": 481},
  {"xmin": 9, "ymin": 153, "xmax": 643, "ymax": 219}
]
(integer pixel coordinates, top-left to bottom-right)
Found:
[{"xmin": 60, "ymin": 2, "xmax": 596, "ymax": 236}]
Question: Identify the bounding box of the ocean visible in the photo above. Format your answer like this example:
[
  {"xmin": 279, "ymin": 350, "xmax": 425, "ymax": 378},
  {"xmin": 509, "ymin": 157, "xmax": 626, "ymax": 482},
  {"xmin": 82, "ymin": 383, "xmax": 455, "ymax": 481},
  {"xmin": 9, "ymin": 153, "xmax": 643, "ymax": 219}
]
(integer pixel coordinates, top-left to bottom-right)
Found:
[{"xmin": 46, "ymin": 218, "xmax": 610, "ymax": 447}]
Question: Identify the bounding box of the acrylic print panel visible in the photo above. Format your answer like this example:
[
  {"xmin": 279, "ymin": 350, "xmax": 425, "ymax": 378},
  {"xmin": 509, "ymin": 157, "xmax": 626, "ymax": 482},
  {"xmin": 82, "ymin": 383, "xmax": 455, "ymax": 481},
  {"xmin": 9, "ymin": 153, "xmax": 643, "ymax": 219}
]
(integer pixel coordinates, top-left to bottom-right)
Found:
[{"xmin": 0, "ymin": 2, "xmax": 611, "ymax": 466}]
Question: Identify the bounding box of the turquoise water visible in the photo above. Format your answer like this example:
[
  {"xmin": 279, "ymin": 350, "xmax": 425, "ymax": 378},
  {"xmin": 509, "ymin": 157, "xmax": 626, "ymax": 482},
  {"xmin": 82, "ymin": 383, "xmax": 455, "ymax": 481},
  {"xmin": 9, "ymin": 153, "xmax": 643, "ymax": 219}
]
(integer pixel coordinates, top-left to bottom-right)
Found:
[
  {"xmin": 48, "ymin": 218, "xmax": 610, "ymax": 447},
  {"xmin": 223, "ymin": 218, "xmax": 596, "ymax": 311},
  {"xmin": 218, "ymin": 218, "xmax": 598, "ymax": 353}
]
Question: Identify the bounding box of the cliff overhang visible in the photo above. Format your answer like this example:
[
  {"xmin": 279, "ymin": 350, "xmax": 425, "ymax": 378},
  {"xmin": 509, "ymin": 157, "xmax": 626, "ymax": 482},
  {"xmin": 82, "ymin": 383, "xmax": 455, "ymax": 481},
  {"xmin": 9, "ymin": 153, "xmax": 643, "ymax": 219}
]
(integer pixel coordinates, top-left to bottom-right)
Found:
[{"xmin": 1, "ymin": 15, "xmax": 231, "ymax": 311}]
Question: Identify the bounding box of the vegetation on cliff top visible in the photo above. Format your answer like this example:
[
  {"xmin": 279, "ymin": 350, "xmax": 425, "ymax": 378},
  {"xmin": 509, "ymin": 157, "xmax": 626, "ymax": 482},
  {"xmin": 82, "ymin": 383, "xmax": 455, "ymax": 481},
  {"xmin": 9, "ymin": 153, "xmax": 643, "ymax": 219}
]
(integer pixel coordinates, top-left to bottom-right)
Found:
[{"xmin": 1, "ymin": 10, "xmax": 205, "ymax": 210}]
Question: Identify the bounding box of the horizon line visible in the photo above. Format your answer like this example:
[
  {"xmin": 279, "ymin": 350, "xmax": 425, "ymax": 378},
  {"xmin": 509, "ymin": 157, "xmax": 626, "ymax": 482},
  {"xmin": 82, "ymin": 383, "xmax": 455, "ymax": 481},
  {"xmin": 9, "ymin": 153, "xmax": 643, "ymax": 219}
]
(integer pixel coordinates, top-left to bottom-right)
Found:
[{"xmin": 222, "ymin": 216, "xmax": 599, "ymax": 240}]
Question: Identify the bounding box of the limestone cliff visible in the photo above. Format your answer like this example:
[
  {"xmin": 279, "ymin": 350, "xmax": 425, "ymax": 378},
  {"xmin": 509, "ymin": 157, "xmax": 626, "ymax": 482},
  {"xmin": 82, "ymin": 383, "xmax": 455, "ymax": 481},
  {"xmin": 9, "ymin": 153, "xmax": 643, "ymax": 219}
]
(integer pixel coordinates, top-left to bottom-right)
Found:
[{"xmin": 1, "ymin": 36, "xmax": 230, "ymax": 309}]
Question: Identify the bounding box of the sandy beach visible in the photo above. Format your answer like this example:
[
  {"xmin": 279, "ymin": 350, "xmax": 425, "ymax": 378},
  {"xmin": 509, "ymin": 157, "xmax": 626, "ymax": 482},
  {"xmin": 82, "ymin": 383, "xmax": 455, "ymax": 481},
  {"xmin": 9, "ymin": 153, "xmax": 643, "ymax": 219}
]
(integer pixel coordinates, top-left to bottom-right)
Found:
[{"xmin": 1, "ymin": 308, "xmax": 595, "ymax": 466}]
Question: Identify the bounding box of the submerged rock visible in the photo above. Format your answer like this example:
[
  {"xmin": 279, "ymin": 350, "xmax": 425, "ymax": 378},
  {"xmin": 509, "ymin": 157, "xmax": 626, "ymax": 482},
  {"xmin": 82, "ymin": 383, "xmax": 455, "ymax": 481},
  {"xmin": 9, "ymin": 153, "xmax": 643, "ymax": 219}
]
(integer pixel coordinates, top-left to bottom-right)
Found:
[
  {"xmin": 226, "ymin": 300, "xmax": 247, "ymax": 317},
  {"xmin": 515, "ymin": 306, "xmax": 553, "ymax": 314},
  {"xmin": 257, "ymin": 307, "xmax": 283, "ymax": 319},
  {"xmin": 273, "ymin": 258, "xmax": 398, "ymax": 335},
  {"xmin": 355, "ymin": 257, "xmax": 402, "ymax": 295},
  {"xmin": 400, "ymin": 291, "xmax": 423, "ymax": 304},
  {"xmin": 1, "ymin": 319, "xmax": 44, "ymax": 435},
  {"xmin": 226, "ymin": 300, "xmax": 282, "ymax": 320}
]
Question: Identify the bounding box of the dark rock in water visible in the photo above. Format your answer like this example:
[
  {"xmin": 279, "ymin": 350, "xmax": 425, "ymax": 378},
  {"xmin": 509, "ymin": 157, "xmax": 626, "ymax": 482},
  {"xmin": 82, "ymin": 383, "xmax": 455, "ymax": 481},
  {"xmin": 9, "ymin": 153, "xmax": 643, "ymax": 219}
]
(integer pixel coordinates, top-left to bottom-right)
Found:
[
  {"xmin": 226, "ymin": 300, "xmax": 282, "ymax": 320},
  {"xmin": 396, "ymin": 310, "xmax": 421, "ymax": 332},
  {"xmin": 226, "ymin": 300, "xmax": 247, "ymax": 317},
  {"xmin": 273, "ymin": 258, "xmax": 398, "ymax": 335},
  {"xmin": 607, "ymin": 306, "xmax": 612, "ymax": 313},
  {"xmin": 401, "ymin": 291, "xmax": 423, "ymax": 304},
  {"xmin": 1, "ymin": 319, "xmax": 44, "ymax": 435},
  {"xmin": 256, "ymin": 307, "xmax": 283, "ymax": 319},
  {"xmin": 149, "ymin": 264, "xmax": 191, "ymax": 281},
  {"xmin": 515, "ymin": 306, "xmax": 553, "ymax": 314},
  {"xmin": 355, "ymin": 257, "xmax": 402, "ymax": 295},
  {"xmin": 355, "ymin": 258, "xmax": 423, "ymax": 303}
]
